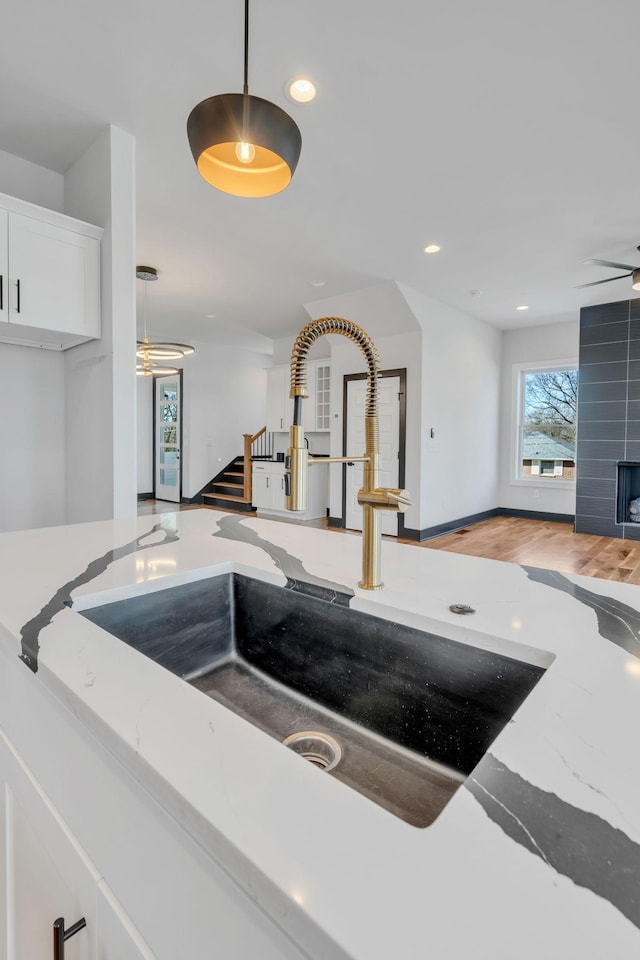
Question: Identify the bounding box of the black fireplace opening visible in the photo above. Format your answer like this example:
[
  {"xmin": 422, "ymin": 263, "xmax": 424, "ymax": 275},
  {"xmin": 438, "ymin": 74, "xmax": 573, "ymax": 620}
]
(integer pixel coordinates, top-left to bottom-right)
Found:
[{"xmin": 616, "ymin": 462, "xmax": 640, "ymax": 524}]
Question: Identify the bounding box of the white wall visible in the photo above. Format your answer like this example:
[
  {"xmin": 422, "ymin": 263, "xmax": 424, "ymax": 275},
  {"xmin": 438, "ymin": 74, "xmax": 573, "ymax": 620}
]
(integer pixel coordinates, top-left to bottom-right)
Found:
[
  {"xmin": 64, "ymin": 125, "xmax": 136, "ymax": 523},
  {"xmin": 0, "ymin": 148, "xmax": 64, "ymax": 211},
  {"xmin": 498, "ymin": 319, "xmax": 579, "ymax": 515},
  {"xmin": 400, "ymin": 286, "xmax": 501, "ymax": 531},
  {"xmin": 137, "ymin": 342, "xmax": 270, "ymax": 500},
  {"xmin": 0, "ymin": 344, "xmax": 66, "ymax": 532},
  {"xmin": 0, "ymin": 152, "xmax": 66, "ymax": 532}
]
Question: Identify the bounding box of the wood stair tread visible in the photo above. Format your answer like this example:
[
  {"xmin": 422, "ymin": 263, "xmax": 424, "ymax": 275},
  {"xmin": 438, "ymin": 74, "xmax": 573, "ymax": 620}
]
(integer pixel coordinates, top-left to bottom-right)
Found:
[{"xmin": 202, "ymin": 492, "xmax": 252, "ymax": 504}]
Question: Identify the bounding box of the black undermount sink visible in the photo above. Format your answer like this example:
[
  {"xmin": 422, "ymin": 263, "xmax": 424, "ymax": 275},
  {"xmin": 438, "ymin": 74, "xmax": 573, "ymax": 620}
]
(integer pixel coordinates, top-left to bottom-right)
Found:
[{"xmin": 79, "ymin": 574, "xmax": 547, "ymax": 827}]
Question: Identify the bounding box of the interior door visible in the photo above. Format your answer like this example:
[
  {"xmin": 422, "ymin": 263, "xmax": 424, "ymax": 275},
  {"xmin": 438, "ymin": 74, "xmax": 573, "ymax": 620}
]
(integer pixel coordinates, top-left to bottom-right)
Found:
[
  {"xmin": 345, "ymin": 375, "xmax": 400, "ymax": 535},
  {"xmin": 155, "ymin": 374, "xmax": 181, "ymax": 503}
]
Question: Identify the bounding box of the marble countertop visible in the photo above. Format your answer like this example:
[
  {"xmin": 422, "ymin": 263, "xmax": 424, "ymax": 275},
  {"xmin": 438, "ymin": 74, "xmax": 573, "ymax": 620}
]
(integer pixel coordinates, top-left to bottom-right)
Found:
[{"xmin": 0, "ymin": 509, "xmax": 638, "ymax": 958}]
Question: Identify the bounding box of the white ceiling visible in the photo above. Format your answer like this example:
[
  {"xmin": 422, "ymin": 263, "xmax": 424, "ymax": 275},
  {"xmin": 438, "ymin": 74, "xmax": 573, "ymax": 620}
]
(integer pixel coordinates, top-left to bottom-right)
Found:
[{"xmin": 2, "ymin": 0, "xmax": 640, "ymax": 346}]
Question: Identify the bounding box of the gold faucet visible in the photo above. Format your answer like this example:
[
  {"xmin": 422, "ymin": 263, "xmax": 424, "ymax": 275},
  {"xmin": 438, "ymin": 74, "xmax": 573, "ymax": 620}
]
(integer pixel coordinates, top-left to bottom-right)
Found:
[{"xmin": 285, "ymin": 317, "xmax": 411, "ymax": 590}]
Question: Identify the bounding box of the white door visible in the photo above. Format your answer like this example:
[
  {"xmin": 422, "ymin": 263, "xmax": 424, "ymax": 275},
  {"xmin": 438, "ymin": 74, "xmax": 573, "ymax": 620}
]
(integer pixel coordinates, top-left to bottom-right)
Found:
[
  {"xmin": 345, "ymin": 376, "xmax": 400, "ymax": 536},
  {"xmin": 155, "ymin": 375, "xmax": 181, "ymax": 502}
]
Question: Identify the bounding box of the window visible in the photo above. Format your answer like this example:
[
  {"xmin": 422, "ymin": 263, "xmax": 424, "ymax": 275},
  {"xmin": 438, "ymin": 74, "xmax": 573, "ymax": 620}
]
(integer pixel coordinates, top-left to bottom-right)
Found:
[{"xmin": 514, "ymin": 362, "xmax": 577, "ymax": 483}]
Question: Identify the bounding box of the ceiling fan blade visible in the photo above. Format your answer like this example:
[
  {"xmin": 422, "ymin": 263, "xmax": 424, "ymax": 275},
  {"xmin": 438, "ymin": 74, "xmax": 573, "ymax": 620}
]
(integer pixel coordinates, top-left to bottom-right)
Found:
[
  {"xmin": 575, "ymin": 274, "xmax": 632, "ymax": 288},
  {"xmin": 583, "ymin": 258, "xmax": 638, "ymax": 272}
]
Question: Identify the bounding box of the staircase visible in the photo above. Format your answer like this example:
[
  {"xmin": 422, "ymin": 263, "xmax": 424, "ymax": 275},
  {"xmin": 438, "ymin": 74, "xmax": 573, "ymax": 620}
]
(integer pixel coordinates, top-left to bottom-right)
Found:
[
  {"xmin": 201, "ymin": 426, "xmax": 272, "ymax": 512},
  {"xmin": 201, "ymin": 455, "xmax": 255, "ymax": 512}
]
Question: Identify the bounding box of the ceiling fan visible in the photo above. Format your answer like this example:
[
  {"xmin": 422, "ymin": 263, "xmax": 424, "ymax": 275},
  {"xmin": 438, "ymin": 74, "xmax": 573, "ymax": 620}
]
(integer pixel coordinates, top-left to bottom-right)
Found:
[{"xmin": 577, "ymin": 247, "xmax": 640, "ymax": 290}]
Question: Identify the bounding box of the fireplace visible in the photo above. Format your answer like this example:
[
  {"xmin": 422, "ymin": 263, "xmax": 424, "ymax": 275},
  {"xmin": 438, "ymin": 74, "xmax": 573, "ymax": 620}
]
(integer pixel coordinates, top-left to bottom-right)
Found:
[
  {"xmin": 616, "ymin": 462, "xmax": 640, "ymax": 524},
  {"xmin": 575, "ymin": 297, "xmax": 640, "ymax": 539}
]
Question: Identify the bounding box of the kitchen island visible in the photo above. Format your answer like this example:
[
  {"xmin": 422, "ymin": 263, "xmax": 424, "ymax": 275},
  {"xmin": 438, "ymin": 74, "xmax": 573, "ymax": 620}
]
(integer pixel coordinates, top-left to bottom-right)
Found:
[{"xmin": 0, "ymin": 508, "xmax": 638, "ymax": 958}]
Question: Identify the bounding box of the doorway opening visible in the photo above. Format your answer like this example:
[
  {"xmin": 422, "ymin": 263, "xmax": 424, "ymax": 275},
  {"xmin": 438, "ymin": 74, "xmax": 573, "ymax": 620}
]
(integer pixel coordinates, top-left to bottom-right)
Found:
[
  {"xmin": 342, "ymin": 368, "xmax": 407, "ymax": 537},
  {"xmin": 153, "ymin": 370, "xmax": 183, "ymax": 503}
]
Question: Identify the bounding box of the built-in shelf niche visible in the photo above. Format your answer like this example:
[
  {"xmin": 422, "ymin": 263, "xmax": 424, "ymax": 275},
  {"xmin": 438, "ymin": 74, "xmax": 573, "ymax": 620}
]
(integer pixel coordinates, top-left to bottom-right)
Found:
[{"xmin": 616, "ymin": 462, "xmax": 640, "ymax": 524}]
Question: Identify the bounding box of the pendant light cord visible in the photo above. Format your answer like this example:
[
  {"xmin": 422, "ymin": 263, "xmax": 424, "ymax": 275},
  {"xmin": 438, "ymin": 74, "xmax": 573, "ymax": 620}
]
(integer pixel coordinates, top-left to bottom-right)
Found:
[
  {"xmin": 241, "ymin": 0, "xmax": 250, "ymax": 141},
  {"xmin": 142, "ymin": 277, "xmax": 148, "ymax": 341},
  {"xmin": 243, "ymin": 0, "xmax": 249, "ymax": 96}
]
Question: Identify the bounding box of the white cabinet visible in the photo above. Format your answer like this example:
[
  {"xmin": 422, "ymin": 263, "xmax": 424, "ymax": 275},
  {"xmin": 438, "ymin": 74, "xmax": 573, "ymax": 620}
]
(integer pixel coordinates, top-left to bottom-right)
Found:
[
  {"xmin": 302, "ymin": 360, "xmax": 331, "ymax": 433},
  {"xmin": 0, "ymin": 636, "xmax": 309, "ymax": 960},
  {"xmin": 268, "ymin": 361, "xmax": 331, "ymax": 434},
  {"xmin": 0, "ymin": 727, "xmax": 151, "ymax": 960},
  {"xmin": 252, "ymin": 461, "xmax": 286, "ymax": 511},
  {"xmin": 0, "ymin": 728, "xmax": 97, "ymax": 960},
  {"xmin": 266, "ymin": 366, "xmax": 290, "ymax": 433},
  {"xmin": 0, "ymin": 192, "xmax": 101, "ymax": 351},
  {"xmin": 253, "ymin": 458, "xmax": 327, "ymax": 519}
]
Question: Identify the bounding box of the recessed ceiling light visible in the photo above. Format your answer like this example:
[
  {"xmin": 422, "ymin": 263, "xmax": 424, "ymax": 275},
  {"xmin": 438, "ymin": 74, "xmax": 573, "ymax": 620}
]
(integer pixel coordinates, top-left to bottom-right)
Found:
[
  {"xmin": 423, "ymin": 244, "xmax": 441, "ymax": 254},
  {"xmin": 286, "ymin": 78, "xmax": 318, "ymax": 104},
  {"xmin": 309, "ymin": 280, "xmax": 326, "ymax": 287},
  {"xmin": 516, "ymin": 305, "xmax": 529, "ymax": 311},
  {"xmin": 205, "ymin": 313, "xmax": 217, "ymax": 319},
  {"xmin": 469, "ymin": 289, "xmax": 482, "ymax": 297}
]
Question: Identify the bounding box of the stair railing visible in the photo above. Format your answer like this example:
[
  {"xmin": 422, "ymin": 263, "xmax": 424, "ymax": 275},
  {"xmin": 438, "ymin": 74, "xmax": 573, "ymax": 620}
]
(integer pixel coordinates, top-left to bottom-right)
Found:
[{"xmin": 242, "ymin": 426, "xmax": 272, "ymax": 504}]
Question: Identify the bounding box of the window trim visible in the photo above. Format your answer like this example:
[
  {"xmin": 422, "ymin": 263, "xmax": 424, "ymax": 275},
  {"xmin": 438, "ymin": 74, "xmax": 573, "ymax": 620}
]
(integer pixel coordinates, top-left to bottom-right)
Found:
[{"xmin": 510, "ymin": 358, "xmax": 578, "ymax": 488}]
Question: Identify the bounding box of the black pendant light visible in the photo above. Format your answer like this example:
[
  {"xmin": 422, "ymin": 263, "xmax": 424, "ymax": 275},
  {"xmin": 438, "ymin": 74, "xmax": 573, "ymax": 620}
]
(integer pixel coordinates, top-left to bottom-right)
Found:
[{"xmin": 187, "ymin": 0, "xmax": 302, "ymax": 198}]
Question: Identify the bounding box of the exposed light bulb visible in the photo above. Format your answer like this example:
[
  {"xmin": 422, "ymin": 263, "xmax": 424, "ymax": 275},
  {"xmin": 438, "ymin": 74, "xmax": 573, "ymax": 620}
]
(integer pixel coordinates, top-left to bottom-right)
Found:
[{"xmin": 235, "ymin": 141, "xmax": 256, "ymax": 164}]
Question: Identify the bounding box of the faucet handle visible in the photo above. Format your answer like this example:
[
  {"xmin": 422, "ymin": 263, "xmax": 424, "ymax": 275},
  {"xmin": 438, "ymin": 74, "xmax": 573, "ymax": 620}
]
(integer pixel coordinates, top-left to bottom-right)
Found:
[
  {"xmin": 387, "ymin": 489, "xmax": 411, "ymax": 507},
  {"xmin": 357, "ymin": 487, "xmax": 411, "ymax": 513}
]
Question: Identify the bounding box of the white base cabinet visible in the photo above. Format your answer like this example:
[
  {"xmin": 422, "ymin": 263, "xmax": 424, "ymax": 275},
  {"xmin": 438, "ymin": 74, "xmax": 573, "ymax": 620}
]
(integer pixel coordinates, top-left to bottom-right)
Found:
[
  {"xmin": 0, "ymin": 727, "xmax": 150, "ymax": 960},
  {"xmin": 252, "ymin": 460, "xmax": 287, "ymax": 511},
  {"xmin": 0, "ymin": 638, "xmax": 307, "ymax": 960},
  {"xmin": 252, "ymin": 459, "xmax": 328, "ymax": 520}
]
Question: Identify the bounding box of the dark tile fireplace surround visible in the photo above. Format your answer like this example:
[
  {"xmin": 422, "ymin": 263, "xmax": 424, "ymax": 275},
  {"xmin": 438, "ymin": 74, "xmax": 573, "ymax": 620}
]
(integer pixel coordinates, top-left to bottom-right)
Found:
[{"xmin": 576, "ymin": 297, "xmax": 640, "ymax": 539}]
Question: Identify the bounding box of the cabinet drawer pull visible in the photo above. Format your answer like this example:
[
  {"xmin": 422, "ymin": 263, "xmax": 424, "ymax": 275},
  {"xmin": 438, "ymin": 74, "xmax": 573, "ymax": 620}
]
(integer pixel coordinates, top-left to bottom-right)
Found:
[
  {"xmin": 53, "ymin": 916, "xmax": 86, "ymax": 960},
  {"xmin": 16, "ymin": 278, "xmax": 20, "ymax": 313}
]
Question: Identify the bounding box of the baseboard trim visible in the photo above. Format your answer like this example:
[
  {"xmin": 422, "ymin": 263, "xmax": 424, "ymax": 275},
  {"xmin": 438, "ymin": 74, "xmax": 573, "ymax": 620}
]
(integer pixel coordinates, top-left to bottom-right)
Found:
[
  {"xmin": 402, "ymin": 507, "xmax": 575, "ymax": 542},
  {"xmin": 137, "ymin": 492, "xmax": 154, "ymax": 501},
  {"xmin": 403, "ymin": 509, "xmax": 500, "ymax": 542},
  {"xmin": 497, "ymin": 507, "xmax": 575, "ymax": 524}
]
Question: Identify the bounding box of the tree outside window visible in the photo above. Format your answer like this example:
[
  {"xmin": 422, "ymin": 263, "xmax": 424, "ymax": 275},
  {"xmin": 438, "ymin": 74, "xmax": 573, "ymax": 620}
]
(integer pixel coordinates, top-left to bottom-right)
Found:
[{"xmin": 518, "ymin": 366, "xmax": 577, "ymax": 481}]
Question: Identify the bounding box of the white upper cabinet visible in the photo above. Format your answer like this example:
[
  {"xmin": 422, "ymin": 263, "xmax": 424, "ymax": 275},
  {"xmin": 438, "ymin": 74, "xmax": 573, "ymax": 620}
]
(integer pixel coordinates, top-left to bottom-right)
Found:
[
  {"xmin": 268, "ymin": 360, "xmax": 331, "ymax": 434},
  {"xmin": 266, "ymin": 365, "xmax": 291, "ymax": 433},
  {"xmin": 0, "ymin": 192, "xmax": 102, "ymax": 350},
  {"xmin": 301, "ymin": 359, "xmax": 331, "ymax": 432},
  {"xmin": 0, "ymin": 208, "xmax": 7, "ymax": 324}
]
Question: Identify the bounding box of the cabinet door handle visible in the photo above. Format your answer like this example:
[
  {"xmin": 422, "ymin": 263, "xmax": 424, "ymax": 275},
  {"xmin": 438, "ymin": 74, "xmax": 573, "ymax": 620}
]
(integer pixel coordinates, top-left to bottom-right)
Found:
[
  {"xmin": 280, "ymin": 418, "xmax": 283, "ymax": 429},
  {"xmin": 0, "ymin": 274, "xmax": 3, "ymax": 311},
  {"xmin": 53, "ymin": 917, "xmax": 87, "ymax": 960},
  {"xmin": 266, "ymin": 477, "xmax": 269, "ymax": 488},
  {"xmin": 16, "ymin": 278, "xmax": 20, "ymax": 313}
]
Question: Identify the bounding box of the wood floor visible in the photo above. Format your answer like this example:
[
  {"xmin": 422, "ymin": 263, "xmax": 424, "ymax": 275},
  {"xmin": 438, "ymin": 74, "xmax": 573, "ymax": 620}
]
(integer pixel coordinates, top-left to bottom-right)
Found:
[
  {"xmin": 417, "ymin": 516, "xmax": 640, "ymax": 585},
  {"xmin": 138, "ymin": 501, "xmax": 640, "ymax": 585}
]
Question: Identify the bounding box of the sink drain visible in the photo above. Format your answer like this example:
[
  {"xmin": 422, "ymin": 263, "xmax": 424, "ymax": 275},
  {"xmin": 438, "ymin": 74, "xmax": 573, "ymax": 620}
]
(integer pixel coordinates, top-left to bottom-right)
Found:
[{"xmin": 282, "ymin": 731, "xmax": 342, "ymax": 771}]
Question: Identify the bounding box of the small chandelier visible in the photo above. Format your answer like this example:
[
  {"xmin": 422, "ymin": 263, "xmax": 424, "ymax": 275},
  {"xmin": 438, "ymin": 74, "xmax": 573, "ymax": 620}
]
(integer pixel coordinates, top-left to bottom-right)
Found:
[
  {"xmin": 136, "ymin": 267, "xmax": 195, "ymax": 377},
  {"xmin": 186, "ymin": 0, "xmax": 302, "ymax": 198}
]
